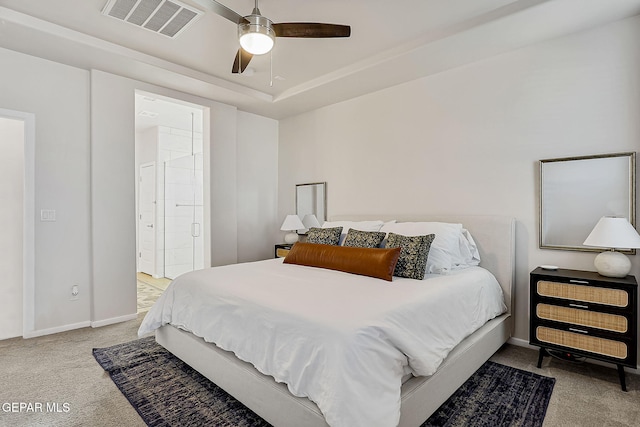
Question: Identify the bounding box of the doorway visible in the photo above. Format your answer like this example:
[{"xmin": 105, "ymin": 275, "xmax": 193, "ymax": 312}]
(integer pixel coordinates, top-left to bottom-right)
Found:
[
  {"xmin": 134, "ymin": 91, "xmax": 205, "ymax": 310},
  {"xmin": 138, "ymin": 162, "xmax": 156, "ymax": 276},
  {"xmin": 0, "ymin": 117, "xmax": 24, "ymax": 339},
  {"xmin": 0, "ymin": 109, "xmax": 35, "ymax": 340}
]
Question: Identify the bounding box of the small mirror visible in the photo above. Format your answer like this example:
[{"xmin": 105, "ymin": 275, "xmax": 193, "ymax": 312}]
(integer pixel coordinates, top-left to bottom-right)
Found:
[
  {"xmin": 296, "ymin": 182, "xmax": 326, "ymax": 233},
  {"xmin": 539, "ymin": 152, "xmax": 636, "ymax": 252}
]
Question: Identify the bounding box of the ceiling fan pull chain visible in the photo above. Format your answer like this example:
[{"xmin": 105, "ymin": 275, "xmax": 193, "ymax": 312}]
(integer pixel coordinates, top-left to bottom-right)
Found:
[{"xmin": 270, "ymin": 50, "xmax": 273, "ymax": 87}]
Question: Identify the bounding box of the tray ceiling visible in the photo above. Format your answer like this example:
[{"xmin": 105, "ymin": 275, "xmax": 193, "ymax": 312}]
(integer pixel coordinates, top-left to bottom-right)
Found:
[{"xmin": 1, "ymin": 0, "xmax": 639, "ymax": 119}]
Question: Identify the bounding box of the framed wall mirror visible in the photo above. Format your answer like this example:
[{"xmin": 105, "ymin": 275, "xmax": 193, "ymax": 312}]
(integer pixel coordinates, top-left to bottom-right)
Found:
[
  {"xmin": 296, "ymin": 182, "xmax": 326, "ymax": 233},
  {"xmin": 539, "ymin": 152, "xmax": 636, "ymax": 252}
]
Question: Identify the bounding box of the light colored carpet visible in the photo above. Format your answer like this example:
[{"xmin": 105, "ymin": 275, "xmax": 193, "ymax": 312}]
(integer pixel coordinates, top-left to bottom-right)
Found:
[
  {"xmin": 0, "ymin": 315, "xmax": 638, "ymax": 426},
  {"xmin": 491, "ymin": 345, "xmax": 640, "ymax": 426},
  {"xmin": 0, "ymin": 314, "xmax": 146, "ymax": 427}
]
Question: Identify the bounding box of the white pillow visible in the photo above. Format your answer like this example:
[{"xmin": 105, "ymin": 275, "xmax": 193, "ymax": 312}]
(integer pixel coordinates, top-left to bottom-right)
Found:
[
  {"xmin": 453, "ymin": 228, "xmax": 481, "ymax": 269},
  {"xmin": 379, "ymin": 221, "xmax": 463, "ymax": 274},
  {"xmin": 322, "ymin": 220, "xmax": 388, "ymax": 245}
]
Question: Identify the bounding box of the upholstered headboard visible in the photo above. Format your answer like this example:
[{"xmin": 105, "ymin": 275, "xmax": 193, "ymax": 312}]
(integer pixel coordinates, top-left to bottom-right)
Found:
[{"xmin": 329, "ymin": 215, "xmax": 516, "ymax": 315}]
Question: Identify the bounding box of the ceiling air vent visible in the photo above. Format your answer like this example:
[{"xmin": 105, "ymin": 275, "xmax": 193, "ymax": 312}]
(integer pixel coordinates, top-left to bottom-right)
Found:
[{"xmin": 102, "ymin": 0, "xmax": 203, "ymax": 38}]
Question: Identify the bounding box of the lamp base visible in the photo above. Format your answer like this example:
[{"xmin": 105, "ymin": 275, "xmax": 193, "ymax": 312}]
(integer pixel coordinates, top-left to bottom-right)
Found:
[
  {"xmin": 284, "ymin": 232, "xmax": 299, "ymax": 244},
  {"xmin": 593, "ymin": 250, "xmax": 631, "ymax": 278}
]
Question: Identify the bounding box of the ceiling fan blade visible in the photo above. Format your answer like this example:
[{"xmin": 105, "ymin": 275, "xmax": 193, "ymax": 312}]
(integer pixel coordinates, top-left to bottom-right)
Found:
[
  {"xmin": 273, "ymin": 23, "xmax": 351, "ymax": 38},
  {"xmin": 232, "ymin": 48, "xmax": 254, "ymax": 74},
  {"xmin": 191, "ymin": 0, "xmax": 248, "ymax": 24}
]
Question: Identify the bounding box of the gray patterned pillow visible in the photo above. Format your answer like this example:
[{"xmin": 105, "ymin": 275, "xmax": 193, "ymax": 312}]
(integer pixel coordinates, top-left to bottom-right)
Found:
[
  {"xmin": 306, "ymin": 227, "xmax": 343, "ymax": 245},
  {"xmin": 385, "ymin": 233, "xmax": 435, "ymax": 280},
  {"xmin": 343, "ymin": 229, "xmax": 386, "ymax": 248}
]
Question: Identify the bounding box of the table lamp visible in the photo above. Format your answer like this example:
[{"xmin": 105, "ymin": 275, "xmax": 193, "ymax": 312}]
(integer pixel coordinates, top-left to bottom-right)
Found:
[
  {"xmin": 301, "ymin": 214, "xmax": 321, "ymax": 232},
  {"xmin": 281, "ymin": 215, "xmax": 305, "ymax": 244},
  {"xmin": 583, "ymin": 216, "xmax": 640, "ymax": 278}
]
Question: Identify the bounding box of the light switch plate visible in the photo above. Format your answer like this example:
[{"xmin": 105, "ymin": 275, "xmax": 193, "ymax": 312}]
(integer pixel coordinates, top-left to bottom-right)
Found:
[{"xmin": 40, "ymin": 209, "xmax": 56, "ymax": 221}]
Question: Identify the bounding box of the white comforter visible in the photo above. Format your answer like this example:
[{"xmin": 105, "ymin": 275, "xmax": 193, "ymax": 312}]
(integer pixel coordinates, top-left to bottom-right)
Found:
[{"xmin": 139, "ymin": 258, "xmax": 506, "ymax": 427}]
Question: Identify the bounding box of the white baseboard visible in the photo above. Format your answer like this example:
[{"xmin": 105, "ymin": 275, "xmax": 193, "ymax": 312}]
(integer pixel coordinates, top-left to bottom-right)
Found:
[
  {"xmin": 23, "ymin": 321, "xmax": 92, "ymax": 339},
  {"xmin": 91, "ymin": 313, "xmax": 138, "ymax": 328},
  {"xmin": 20, "ymin": 313, "xmax": 139, "ymax": 338}
]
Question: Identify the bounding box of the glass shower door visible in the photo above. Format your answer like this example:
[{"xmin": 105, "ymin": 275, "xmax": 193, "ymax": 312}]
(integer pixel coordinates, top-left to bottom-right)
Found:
[{"xmin": 163, "ymin": 151, "xmax": 203, "ymax": 279}]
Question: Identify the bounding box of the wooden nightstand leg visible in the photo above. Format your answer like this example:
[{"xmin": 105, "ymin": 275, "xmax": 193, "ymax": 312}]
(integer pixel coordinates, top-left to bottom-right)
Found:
[
  {"xmin": 536, "ymin": 348, "xmax": 547, "ymax": 368},
  {"xmin": 617, "ymin": 365, "xmax": 627, "ymax": 392}
]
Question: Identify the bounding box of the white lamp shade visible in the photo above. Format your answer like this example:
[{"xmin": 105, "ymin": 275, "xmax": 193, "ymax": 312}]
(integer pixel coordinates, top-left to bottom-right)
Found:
[
  {"xmin": 280, "ymin": 215, "xmax": 304, "ymax": 232},
  {"xmin": 584, "ymin": 217, "xmax": 640, "ymax": 277},
  {"xmin": 583, "ymin": 217, "xmax": 640, "ymax": 249},
  {"xmin": 302, "ymin": 214, "xmax": 321, "ymax": 229}
]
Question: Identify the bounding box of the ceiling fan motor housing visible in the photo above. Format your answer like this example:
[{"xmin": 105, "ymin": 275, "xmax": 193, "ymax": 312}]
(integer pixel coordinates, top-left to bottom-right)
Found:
[{"xmin": 238, "ymin": 13, "xmax": 275, "ymax": 55}]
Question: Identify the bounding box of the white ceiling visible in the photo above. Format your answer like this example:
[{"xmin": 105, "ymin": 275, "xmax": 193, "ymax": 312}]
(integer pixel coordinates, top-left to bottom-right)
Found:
[{"xmin": 2, "ymin": 0, "xmax": 640, "ymax": 119}]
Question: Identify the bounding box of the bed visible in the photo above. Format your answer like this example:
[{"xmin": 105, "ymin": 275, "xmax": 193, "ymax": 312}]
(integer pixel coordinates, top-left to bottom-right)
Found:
[{"xmin": 139, "ymin": 214, "xmax": 515, "ymax": 427}]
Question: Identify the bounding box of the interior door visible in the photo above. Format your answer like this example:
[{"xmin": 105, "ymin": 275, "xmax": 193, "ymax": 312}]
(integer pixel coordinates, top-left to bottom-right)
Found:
[{"xmin": 138, "ymin": 163, "xmax": 156, "ymax": 276}]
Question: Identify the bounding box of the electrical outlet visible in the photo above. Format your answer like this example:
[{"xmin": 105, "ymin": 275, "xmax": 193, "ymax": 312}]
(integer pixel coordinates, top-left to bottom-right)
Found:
[{"xmin": 70, "ymin": 285, "xmax": 79, "ymax": 301}]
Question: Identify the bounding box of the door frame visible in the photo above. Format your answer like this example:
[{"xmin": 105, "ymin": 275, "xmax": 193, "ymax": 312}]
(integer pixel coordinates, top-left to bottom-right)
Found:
[
  {"xmin": 138, "ymin": 161, "xmax": 157, "ymax": 277},
  {"xmin": 0, "ymin": 108, "xmax": 36, "ymax": 338}
]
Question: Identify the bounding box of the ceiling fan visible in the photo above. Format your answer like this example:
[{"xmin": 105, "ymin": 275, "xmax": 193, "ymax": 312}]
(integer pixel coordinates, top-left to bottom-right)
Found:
[{"xmin": 193, "ymin": 0, "xmax": 351, "ymax": 74}]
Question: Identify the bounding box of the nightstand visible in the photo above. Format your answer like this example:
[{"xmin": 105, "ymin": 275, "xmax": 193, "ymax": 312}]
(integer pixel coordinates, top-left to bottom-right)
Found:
[
  {"xmin": 274, "ymin": 244, "xmax": 292, "ymax": 258},
  {"xmin": 529, "ymin": 267, "xmax": 637, "ymax": 391}
]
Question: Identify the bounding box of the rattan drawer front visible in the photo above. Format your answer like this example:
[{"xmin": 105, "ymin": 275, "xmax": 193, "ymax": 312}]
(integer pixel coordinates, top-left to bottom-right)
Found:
[
  {"xmin": 537, "ymin": 281, "xmax": 628, "ymax": 307},
  {"xmin": 537, "ymin": 304, "xmax": 628, "ymax": 333},
  {"xmin": 536, "ymin": 326, "xmax": 628, "ymax": 360},
  {"xmin": 276, "ymin": 248, "xmax": 290, "ymax": 258}
]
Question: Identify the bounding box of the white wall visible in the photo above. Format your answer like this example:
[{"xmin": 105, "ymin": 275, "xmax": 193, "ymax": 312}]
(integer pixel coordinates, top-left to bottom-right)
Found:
[
  {"xmin": 90, "ymin": 70, "xmax": 138, "ymax": 325},
  {"xmin": 90, "ymin": 70, "xmax": 279, "ymax": 325},
  {"xmin": 0, "ymin": 118, "xmax": 24, "ymax": 339},
  {"xmin": 0, "ymin": 47, "xmax": 92, "ymax": 336},
  {"xmin": 208, "ymin": 103, "xmax": 239, "ymax": 267},
  {"xmin": 0, "ymin": 47, "xmax": 279, "ymax": 336},
  {"xmin": 278, "ymin": 16, "xmax": 640, "ymax": 353},
  {"xmin": 136, "ymin": 127, "xmax": 158, "ymax": 167},
  {"xmin": 237, "ymin": 111, "xmax": 279, "ymax": 262}
]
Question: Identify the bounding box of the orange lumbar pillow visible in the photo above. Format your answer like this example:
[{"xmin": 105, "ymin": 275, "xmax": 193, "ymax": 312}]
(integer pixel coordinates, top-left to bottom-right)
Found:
[{"xmin": 283, "ymin": 242, "xmax": 401, "ymax": 281}]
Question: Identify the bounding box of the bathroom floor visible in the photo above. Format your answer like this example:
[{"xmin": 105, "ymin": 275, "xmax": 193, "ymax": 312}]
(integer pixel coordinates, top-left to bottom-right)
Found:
[{"xmin": 137, "ymin": 273, "xmax": 171, "ymax": 313}]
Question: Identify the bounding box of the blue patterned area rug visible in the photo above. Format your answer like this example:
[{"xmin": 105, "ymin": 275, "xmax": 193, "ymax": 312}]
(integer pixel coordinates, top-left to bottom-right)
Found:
[{"xmin": 93, "ymin": 337, "xmax": 555, "ymax": 427}]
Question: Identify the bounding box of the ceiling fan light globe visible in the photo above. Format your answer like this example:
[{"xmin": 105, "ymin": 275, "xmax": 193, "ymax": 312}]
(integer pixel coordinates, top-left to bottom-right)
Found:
[
  {"xmin": 239, "ymin": 31, "xmax": 274, "ymax": 55},
  {"xmin": 238, "ymin": 15, "xmax": 275, "ymax": 55}
]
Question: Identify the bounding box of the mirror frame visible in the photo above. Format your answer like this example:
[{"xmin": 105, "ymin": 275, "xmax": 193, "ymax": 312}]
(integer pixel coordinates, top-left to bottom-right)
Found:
[
  {"xmin": 296, "ymin": 182, "xmax": 327, "ymax": 234},
  {"xmin": 539, "ymin": 152, "xmax": 636, "ymax": 252}
]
